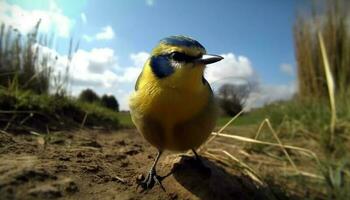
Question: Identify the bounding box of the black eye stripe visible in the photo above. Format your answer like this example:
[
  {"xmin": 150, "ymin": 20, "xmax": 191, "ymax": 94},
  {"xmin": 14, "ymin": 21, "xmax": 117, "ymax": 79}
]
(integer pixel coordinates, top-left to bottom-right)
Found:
[{"xmin": 168, "ymin": 52, "xmax": 201, "ymax": 62}]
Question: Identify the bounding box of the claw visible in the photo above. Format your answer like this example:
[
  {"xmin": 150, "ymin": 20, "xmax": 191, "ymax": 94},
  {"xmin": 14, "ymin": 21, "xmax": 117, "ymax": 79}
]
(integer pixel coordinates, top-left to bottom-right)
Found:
[
  {"xmin": 136, "ymin": 150, "xmax": 167, "ymax": 192},
  {"xmin": 137, "ymin": 169, "xmax": 165, "ymax": 192}
]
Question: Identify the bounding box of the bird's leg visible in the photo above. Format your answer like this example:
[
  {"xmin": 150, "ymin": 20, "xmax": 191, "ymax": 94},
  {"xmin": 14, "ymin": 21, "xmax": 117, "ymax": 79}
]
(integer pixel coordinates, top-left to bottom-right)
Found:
[
  {"xmin": 137, "ymin": 150, "xmax": 165, "ymax": 191},
  {"xmin": 191, "ymin": 148, "xmax": 211, "ymax": 175},
  {"xmin": 192, "ymin": 148, "xmax": 205, "ymax": 167},
  {"xmin": 192, "ymin": 148, "xmax": 201, "ymax": 161}
]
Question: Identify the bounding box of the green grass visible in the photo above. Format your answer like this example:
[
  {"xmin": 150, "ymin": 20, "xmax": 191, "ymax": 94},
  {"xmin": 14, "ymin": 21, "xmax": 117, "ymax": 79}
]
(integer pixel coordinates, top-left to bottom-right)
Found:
[
  {"xmin": 116, "ymin": 112, "xmax": 134, "ymax": 128},
  {"xmin": 0, "ymin": 89, "xmax": 120, "ymax": 132},
  {"xmin": 219, "ymin": 97, "xmax": 350, "ymax": 199},
  {"xmin": 217, "ymin": 110, "xmax": 270, "ymax": 127},
  {"xmin": 0, "ymin": 22, "xmax": 121, "ymax": 132},
  {"xmin": 215, "ymin": 98, "xmax": 350, "ymax": 199}
]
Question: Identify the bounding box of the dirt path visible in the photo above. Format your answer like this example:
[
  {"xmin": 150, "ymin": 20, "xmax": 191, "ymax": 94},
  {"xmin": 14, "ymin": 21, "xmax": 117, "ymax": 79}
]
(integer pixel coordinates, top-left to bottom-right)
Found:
[{"xmin": 0, "ymin": 129, "xmax": 282, "ymax": 200}]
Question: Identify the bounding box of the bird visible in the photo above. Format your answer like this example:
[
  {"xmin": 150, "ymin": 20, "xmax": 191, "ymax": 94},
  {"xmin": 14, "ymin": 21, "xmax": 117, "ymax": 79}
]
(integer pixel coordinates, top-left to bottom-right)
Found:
[{"xmin": 129, "ymin": 35, "xmax": 223, "ymax": 191}]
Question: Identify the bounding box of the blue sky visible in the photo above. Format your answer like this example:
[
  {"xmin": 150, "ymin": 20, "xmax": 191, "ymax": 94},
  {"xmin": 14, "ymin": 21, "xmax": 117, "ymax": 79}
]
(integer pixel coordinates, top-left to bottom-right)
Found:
[{"xmin": 1, "ymin": 0, "xmax": 310, "ymax": 110}]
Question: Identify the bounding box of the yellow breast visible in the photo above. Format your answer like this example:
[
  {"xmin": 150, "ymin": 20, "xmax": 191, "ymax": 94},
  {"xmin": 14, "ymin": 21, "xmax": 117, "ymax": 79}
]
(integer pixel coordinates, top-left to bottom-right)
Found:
[{"xmin": 129, "ymin": 60, "xmax": 210, "ymax": 128}]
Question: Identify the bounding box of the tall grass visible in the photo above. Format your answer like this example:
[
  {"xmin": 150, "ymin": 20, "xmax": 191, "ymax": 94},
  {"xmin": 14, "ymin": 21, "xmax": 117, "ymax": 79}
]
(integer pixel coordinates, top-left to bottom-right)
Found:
[
  {"xmin": 294, "ymin": 0, "xmax": 350, "ymax": 99},
  {"xmin": 0, "ymin": 22, "xmax": 120, "ymax": 131},
  {"xmin": 0, "ymin": 21, "xmax": 76, "ymax": 95},
  {"xmin": 0, "ymin": 21, "xmax": 48, "ymax": 94}
]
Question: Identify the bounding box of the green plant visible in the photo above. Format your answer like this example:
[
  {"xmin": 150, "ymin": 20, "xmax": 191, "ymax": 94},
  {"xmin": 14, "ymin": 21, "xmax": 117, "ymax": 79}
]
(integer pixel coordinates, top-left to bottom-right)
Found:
[
  {"xmin": 320, "ymin": 159, "xmax": 350, "ymax": 199},
  {"xmin": 0, "ymin": 89, "xmax": 120, "ymax": 131}
]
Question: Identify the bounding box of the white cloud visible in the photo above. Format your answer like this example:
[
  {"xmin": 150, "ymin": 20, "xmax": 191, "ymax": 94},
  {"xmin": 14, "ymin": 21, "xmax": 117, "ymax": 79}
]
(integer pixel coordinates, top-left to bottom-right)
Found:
[
  {"xmin": 86, "ymin": 48, "xmax": 116, "ymax": 73},
  {"xmin": 205, "ymin": 53, "xmax": 254, "ymax": 84},
  {"xmin": 39, "ymin": 47, "xmax": 148, "ymax": 110},
  {"xmin": 130, "ymin": 52, "xmax": 150, "ymax": 67},
  {"xmin": 68, "ymin": 48, "xmax": 118, "ymax": 88},
  {"xmin": 0, "ymin": 1, "xmax": 72, "ymax": 38},
  {"xmin": 145, "ymin": 0, "xmax": 156, "ymax": 6},
  {"xmin": 33, "ymin": 45, "xmax": 119, "ymax": 89},
  {"xmin": 280, "ymin": 63, "xmax": 294, "ymax": 76},
  {"xmin": 119, "ymin": 90, "xmax": 134, "ymax": 111},
  {"xmin": 245, "ymin": 82, "xmax": 296, "ymax": 110},
  {"xmin": 115, "ymin": 52, "xmax": 149, "ymax": 83},
  {"xmin": 83, "ymin": 25, "xmax": 115, "ymax": 42},
  {"xmin": 96, "ymin": 26, "xmax": 115, "ymax": 40},
  {"xmin": 82, "ymin": 35, "xmax": 93, "ymax": 42},
  {"xmin": 81, "ymin": 12, "xmax": 87, "ymax": 24},
  {"xmin": 65, "ymin": 50, "xmax": 147, "ymax": 87},
  {"xmin": 203, "ymin": 53, "xmax": 295, "ymax": 110}
]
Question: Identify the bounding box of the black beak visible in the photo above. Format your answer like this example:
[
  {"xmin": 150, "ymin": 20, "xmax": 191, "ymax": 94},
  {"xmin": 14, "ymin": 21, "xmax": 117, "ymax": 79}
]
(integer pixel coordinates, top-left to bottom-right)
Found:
[{"xmin": 194, "ymin": 54, "xmax": 224, "ymax": 65}]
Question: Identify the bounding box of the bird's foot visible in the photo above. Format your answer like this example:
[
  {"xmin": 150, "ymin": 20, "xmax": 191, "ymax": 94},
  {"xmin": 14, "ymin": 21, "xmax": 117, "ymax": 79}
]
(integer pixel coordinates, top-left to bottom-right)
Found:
[
  {"xmin": 191, "ymin": 149, "xmax": 204, "ymax": 165},
  {"xmin": 137, "ymin": 168, "xmax": 165, "ymax": 192}
]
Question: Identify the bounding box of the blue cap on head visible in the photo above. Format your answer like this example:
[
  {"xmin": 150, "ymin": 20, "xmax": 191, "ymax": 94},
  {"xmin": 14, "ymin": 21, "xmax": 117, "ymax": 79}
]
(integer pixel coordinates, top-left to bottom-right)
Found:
[{"xmin": 160, "ymin": 35, "xmax": 205, "ymax": 51}]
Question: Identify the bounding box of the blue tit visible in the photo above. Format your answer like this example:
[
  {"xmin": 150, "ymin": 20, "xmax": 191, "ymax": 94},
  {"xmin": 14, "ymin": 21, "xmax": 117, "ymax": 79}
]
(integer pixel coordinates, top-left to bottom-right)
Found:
[{"xmin": 129, "ymin": 35, "xmax": 223, "ymax": 190}]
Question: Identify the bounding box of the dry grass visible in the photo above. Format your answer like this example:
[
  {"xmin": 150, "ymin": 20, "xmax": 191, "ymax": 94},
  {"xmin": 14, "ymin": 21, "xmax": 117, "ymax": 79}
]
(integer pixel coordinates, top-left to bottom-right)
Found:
[
  {"xmin": 0, "ymin": 21, "xmax": 77, "ymax": 96},
  {"xmin": 198, "ymin": 111, "xmax": 349, "ymax": 198},
  {"xmin": 318, "ymin": 31, "xmax": 337, "ymax": 145},
  {"xmin": 294, "ymin": 0, "xmax": 350, "ymax": 99}
]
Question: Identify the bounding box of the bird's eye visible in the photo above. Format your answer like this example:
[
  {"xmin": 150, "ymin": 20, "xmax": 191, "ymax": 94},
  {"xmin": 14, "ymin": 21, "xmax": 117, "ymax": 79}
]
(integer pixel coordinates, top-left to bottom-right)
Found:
[{"xmin": 170, "ymin": 52, "xmax": 188, "ymax": 62}]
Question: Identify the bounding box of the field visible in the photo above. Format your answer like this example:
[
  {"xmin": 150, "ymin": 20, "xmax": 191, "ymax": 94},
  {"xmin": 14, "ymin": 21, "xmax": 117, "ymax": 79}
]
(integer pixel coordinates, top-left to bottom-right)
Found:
[{"xmin": 1, "ymin": 1, "xmax": 350, "ymax": 199}]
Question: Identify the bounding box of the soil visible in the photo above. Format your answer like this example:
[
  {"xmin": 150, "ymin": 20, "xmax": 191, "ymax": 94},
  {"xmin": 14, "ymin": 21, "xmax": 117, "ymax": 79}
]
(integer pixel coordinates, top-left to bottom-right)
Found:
[{"xmin": 0, "ymin": 129, "xmax": 292, "ymax": 200}]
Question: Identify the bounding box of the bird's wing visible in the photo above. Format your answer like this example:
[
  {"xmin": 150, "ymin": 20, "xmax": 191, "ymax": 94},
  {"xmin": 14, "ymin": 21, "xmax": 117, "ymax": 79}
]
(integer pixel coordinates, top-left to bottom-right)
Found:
[
  {"xmin": 170, "ymin": 95, "xmax": 218, "ymax": 151},
  {"xmin": 130, "ymin": 108, "xmax": 166, "ymax": 150},
  {"xmin": 134, "ymin": 69, "xmax": 144, "ymax": 91}
]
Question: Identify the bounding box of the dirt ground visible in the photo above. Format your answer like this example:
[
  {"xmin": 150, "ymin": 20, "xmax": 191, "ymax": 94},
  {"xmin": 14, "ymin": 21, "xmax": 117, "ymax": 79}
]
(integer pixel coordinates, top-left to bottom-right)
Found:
[{"xmin": 0, "ymin": 128, "xmax": 298, "ymax": 200}]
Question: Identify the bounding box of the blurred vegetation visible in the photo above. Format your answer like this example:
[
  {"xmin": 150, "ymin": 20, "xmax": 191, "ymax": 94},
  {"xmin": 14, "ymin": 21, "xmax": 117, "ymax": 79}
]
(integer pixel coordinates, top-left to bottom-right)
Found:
[
  {"xmin": 217, "ymin": 1, "xmax": 350, "ymax": 198},
  {"xmin": 0, "ymin": 89, "xmax": 120, "ymax": 131},
  {"xmin": 0, "ymin": 20, "xmax": 72, "ymax": 96},
  {"xmin": 101, "ymin": 94, "xmax": 119, "ymax": 112},
  {"xmin": 78, "ymin": 89, "xmax": 120, "ymax": 112},
  {"xmin": 294, "ymin": 0, "xmax": 350, "ymax": 99},
  {"xmin": 0, "ymin": 22, "xmax": 121, "ymax": 132},
  {"xmin": 78, "ymin": 88, "xmax": 100, "ymax": 103},
  {"xmin": 216, "ymin": 83, "xmax": 251, "ymax": 117},
  {"xmin": 217, "ymin": 84, "xmax": 249, "ymax": 117}
]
